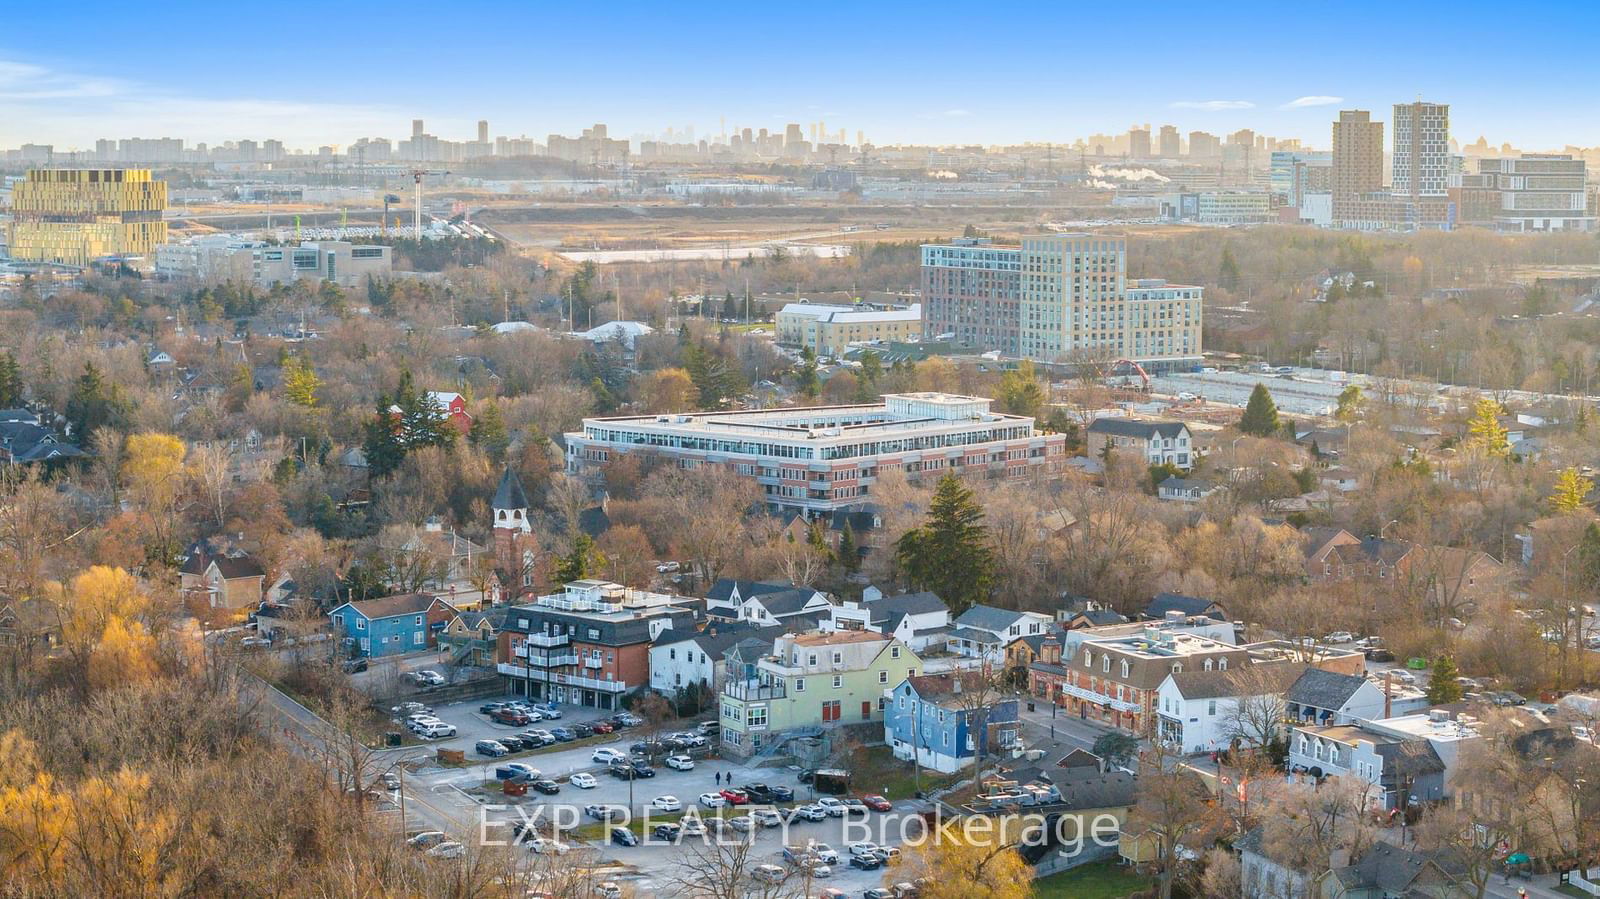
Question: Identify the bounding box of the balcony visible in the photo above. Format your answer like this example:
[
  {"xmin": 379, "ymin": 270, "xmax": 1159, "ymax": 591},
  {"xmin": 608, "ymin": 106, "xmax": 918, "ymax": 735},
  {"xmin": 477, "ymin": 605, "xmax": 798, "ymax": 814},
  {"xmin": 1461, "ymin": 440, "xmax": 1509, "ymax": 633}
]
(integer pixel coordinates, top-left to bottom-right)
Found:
[
  {"xmin": 583, "ymin": 656, "xmax": 604, "ymax": 669},
  {"xmin": 527, "ymin": 651, "xmax": 580, "ymax": 667},
  {"xmin": 723, "ymin": 678, "xmax": 787, "ymax": 701},
  {"xmin": 553, "ymin": 672, "xmax": 627, "ymax": 693},
  {"xmin": 527, "ymin": 633, "xmax": 570, "ymax": 648}
]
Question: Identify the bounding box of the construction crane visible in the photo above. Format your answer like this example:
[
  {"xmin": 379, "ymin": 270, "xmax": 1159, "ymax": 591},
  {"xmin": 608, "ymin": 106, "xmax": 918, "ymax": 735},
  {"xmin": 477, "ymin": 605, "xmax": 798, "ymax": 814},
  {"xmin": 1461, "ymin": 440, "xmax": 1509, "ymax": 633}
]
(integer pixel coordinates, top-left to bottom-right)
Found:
[
  {"xmin": 409, "ymin": 170, "xmax": 449, "ymax": 238},
  {"xmin": 1110, "ymin": 358, "xmax": 1152, "ymax": 392}
]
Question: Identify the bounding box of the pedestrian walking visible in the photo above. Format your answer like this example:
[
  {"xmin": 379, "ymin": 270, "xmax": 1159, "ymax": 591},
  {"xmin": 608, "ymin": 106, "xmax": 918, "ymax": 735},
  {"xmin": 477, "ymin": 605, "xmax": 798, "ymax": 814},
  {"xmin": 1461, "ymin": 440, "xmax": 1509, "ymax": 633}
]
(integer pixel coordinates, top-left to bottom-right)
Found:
[{"xmin": 715, "ymin": 771, "xmax": 721, "ymax": 786}]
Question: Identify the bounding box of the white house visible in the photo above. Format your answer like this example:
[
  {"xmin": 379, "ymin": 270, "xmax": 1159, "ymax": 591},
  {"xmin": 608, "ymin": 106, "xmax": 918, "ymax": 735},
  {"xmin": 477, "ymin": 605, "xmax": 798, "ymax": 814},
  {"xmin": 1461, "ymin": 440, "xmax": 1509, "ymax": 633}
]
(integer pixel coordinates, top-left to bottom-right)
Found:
[
  {"xmin": 946, "ymin": 605, "xmax": 1053, "ymax": 663},
  {"xmin": 705, "ymin": 579, "xmax": 832, "ymax": 624},
  {"xmin": 648, "ymin": 624, "xmax": 784, "ymax": 699},
  {"xmin": 1157, "ymin": 476, "xmax": 1225, "ymax": 503},
  {"xmin": 823, "ymin": 588, "xmax": 951, "ymax": 653},
  {"xmin": 1154, "ymin": 665, "xmax": 1299, "ymax": 755}
]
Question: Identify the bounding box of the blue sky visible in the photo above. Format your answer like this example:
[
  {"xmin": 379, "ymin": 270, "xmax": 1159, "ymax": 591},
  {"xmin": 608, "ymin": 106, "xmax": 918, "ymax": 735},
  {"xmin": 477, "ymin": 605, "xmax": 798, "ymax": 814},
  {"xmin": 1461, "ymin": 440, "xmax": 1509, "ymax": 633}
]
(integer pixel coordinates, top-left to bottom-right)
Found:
[{"xmin": 3, "ymin": 0, "xmax": 1598, "ymax": 151}]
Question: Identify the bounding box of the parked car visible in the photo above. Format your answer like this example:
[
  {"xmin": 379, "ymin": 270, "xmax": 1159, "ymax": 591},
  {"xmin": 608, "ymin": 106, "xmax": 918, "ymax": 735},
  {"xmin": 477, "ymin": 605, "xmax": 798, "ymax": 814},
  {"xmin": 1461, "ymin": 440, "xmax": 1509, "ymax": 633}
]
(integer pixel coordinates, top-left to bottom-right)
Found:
[
  {"xmin": 590, "ymin": 721, "xmax": 615, "ymax": 734},
  {"xmin": 793, "ymin": 804, "xmax": 828, "ymax": 821},
  {"xmin": 475, "ymin": 740, "xmax": 509, "ymax": 758},
  {"xmin": 630, "ymin": 741, "xmax": 666, "ymax": 756},
  {"xmin": 1364, "ymin": 648, "xmax": 1396, "ymax": 662},
  {"xmin": 752, "ymin": 808, "xmax": 783, "ymax": 828},
  {"xmin": 520, "ymin": 730, "xmax": 555, "ymax": 746},
  {"xmin": 766, "ymin": 785, "xmax": 794, "ymax": 802},
  {"xmin": 697, "ymin": 720, "xmax": 720, "ymax": 735},
  {"xmin": 426, "ymin": 841, "xmax": 465, "ymax": 859},
  {"xmin": 861, "ymin": 794, "xmax": 892, "ymax": 812},
  {"xmin": 382, "ymin": 772, "xmax": 401, "ymax": 791},
  {"xmin": 817, "ymin": 797, "xmax": 845, "ymax": 816},
  {"xmin": 849, "ymin": 853, "xmax": 882, "ymax": 870},
  {"xmin": 532, "ymin": 779, "xmax": 561, "ymax": 795},
  {"xmin": 569, "ymin": 773, "xmax": 597, "ymax": 789},
  {"xmin": 491, "ymin": 709, "xmax": 531, "ymax": 726},
  {"xmin": 665, "ymin": 754, "xmax": 695, "ymax": 771},
  {"xmin": 595, "ymin": 883, "xmax": 621, "ymax": 899},
  {"xmin": 526, "ymin": 837, "xmax": 570, "ymax": 855},
  {"xmin": 610, "ymin": 827, "xmax": 638, "ymax": 847},
  {"xmin": 571, "ymin": 723, "xmax": 595, "ymax": 739},
  {"xmin": 340, "ymin": 658, "xmax": 368, "ymax": 673},
  {"xmin": 720, "ymin": 788, "xmax": 750, "ymax": 805},
  {"xmin": 863, "ymin": 889, "xmax": 892, "ymax": 899},
  {"xmin": 651, "ymin": 823, "xmax": 682, "ymax": 841},
  {"xmin": 614, "ymin": 712, "xmax": 640, "ymax": 726},
  {"xmin": 699, "ymin": 792, "xmax": 728, "ymax": 808},
  {"xmin": 810, "ymin": 843, "xmax": 840, "ymax": 864},
  {"xmin": 650, "ymin": 795, "xmax": 682, "ymax": 812},
  {"xmin": 550, "ymin": 727, "xmax": 576, "ymax": 742},
  {"xmin": 629, "ymin": 760, "xmax": 656, "ymax": 777},
  {"xmin": 494, "ymin": 763, "xmax": 539, "ymax": 781},
  {"xmin": 393, "ymin": 701, "xmax": 432, "ymax": 716},
  {"xmin": 406, "ymin": 831, "xmax": 446, "ymax": 849},
  {"xmin": 416, "ymin": 721, "xmax": 456, "ymax": 739},
  {"xmin": 656, "ymin": 561, "xmax": 680, "ymax": 573},
  {"xmin": 536, "ymin": 705, "xmax": 562, "ymax": 719},
  {"xmin": 479, "ymin": 702, "xmax": 507, "ymax": 715},
  {"xmin": 497, "ymin": 735, "xmax": 532, "ymax": 752},
  {"xmin": 727, "ymin": 814, "xmax": 756, "ymax": 832},
  {"xmin": 592, "ymin": 748, "xmax": 627, "ymax": 765},
  {"xmin": 751, "ymin": 864, "xmax": 786, "ymax": 884},
  {"xmin": 1323, "ymin": 631, "xmax": 1354, "ymax": 644},
  {"xmin": 585, "ymin": 804, "xmax": 623, "ymax": 821}
]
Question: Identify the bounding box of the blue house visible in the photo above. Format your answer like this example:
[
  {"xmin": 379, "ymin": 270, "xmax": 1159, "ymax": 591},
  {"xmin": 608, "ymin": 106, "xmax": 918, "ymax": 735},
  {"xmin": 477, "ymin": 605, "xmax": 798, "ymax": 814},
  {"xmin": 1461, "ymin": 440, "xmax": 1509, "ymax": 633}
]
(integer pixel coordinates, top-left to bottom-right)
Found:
[
  {"xmin": 884, "ymin": 672, "xmax": 1021, "ymax": 773},
  {"xmin": 329, "ymin": 593, "xmax": 458, "ymax": 659}
]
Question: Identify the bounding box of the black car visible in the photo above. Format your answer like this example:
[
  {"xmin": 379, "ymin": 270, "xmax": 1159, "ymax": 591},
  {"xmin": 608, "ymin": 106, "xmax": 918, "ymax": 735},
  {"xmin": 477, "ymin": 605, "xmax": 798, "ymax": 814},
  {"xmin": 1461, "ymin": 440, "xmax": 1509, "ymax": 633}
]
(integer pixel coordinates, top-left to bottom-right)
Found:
[
  {"xmin": 849, "ymin": 854, "xmax": 882, "ymax": 870},
  {"xmin": 797, "ymin": 769, "xmax": 815, "ymax": 784},
  {"xmin": 498, "ymin": 735, "xmax": 531, "ymax": 751},
  {"xmin": 571, "ymin": 723, "xmax": 595, "ymax": 739},
  {"xmin": 608, "ymin": 760, "xmax": 638, "ymax": 780},
  {"xmin": 610, "ymin": 827, "xmax": 638, "ymax": 847},
  {"xmin": 630, "ymin": 741, "xmax": 664, "ymax": 756},
  {"xmin": 340, "ymin": 658, "xmax": 368, "ymax": 673},
  {"xmin": 651, "ymin": 823, "xmax": 681, "ymax": 841},
  {"xmin": 518, "ymin": 731, "xmax": 553, "ymax": 747},
  {"xmin": 629, "ymin": 760, "xmax": 656, "ymax": 777},
  {"xmin": 479, "ymin": 702, "xmax": 507, "ymax": 715},
  {"xmin": 1364, "ymin": 648, "xmax": 1396, "ymax": 662},
  {"xmin": 741, "ymin": 783, "xmax": 774, "ymax": 802},
  {"xmin": 532, "ymin": 779, "xmax": 561, "ymax": 795},
  {"xmin": 766, "ymin": 785, "xmax": 794, "ymax": 802},
  {"xmin": 511, "ymin": 820, "xmax": 542, "ymax": 842},
  {"xmin": 607, "ymin": 714, "xmax": 632, "ymax": 728}
]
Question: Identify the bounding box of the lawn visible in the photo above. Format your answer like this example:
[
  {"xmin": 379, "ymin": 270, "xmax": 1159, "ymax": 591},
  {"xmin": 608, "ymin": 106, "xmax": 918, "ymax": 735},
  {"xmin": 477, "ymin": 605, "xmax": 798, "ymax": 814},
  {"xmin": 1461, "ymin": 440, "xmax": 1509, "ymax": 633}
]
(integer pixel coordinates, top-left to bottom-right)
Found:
[
  {"xmin": 1031, "ymin": 861, "xmax": 1150, "ymax": 899},
  {"xmin": 849, "ymin": 746, "xmax": 963, "ymax": 800}
]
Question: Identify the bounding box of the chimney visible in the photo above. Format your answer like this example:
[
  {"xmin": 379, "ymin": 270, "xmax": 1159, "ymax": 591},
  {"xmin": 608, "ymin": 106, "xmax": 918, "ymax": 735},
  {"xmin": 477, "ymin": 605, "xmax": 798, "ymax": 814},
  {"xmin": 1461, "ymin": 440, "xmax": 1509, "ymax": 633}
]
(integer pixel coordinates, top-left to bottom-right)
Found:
[
  {"xmin": 952, "ymin": 677, "xmax": 962, "ymax": 695},
  {"xmin": 1383, "ymin": 672, "xmax": 1393, "ymax": 719}
]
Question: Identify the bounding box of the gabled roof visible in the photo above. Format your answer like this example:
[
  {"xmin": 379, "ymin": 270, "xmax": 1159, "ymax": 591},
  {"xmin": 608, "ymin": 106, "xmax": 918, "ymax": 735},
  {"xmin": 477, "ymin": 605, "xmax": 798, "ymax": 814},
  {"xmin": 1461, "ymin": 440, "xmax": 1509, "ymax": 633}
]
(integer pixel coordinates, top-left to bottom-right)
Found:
[
  {"xmin": 706, "ymin": 579, "xmax": 799, "ymax": 604},
  {"xmin": 1158, "ymin": 476, "xmax": 1219, "ymax": 492},
  {"xmin": 1167, "ymin": 663, "xmax": 1302, "ymax": 700},
  {"xmin": 902, "ymin": 671, "xmax": 1017, "ymax": 708},
  {"xmin": 454, "ymin": 607, "xmax": 508, "ymax": 631},
  {"xmin": 1144, "ymin": 593, "xmax": 1225, "ymax": 620},
  {"xmin": 180, "ymin": 549, "xmax": 265, "ymax": 580},
  {"xmin": 1332, "ymin": 537, "xmax": 1413, "ymax": 568},
  {"xmin": 749, "ymin": 588, "xmax": 827, "ymax": 617},
  {"xmin": 654, "ymin": 623, "xmax": 786, "ymax": 658},
  {"xmin": 1087, "ymin": 418, "xmax": 1188, "ymax": 440},
  {"xmin": 1056, "ymin": 748, "xmax": 1102, "ymax": 770},
  {"xmin": 1285, "ymin": 667, "xmax": 1370, "ymax": 710},
  {"xmin": 492, "ymin": 466, "xmax": 529, "ymax": 510},
  {"xmin": 1372, "ymin": 740, "xmax": 1446, "ymax": 778},
  {"xmin": 1333, "ymin": 842, "xmax": 1466, "ymax": 893},
  {"xmin": 1069, "ymin": 608, "xmax": 1128, "ymax": 627},
  {"xmin": 954, "ymin": 604, "xmax": 1029, "ymax": 633},
  {"xmin": 1052, "ymin": 769, "xmax": 1139, "ymax": 811},
  {"xmin": 341, "ymin": 593, "xmax": 450, "ymax": 620}
]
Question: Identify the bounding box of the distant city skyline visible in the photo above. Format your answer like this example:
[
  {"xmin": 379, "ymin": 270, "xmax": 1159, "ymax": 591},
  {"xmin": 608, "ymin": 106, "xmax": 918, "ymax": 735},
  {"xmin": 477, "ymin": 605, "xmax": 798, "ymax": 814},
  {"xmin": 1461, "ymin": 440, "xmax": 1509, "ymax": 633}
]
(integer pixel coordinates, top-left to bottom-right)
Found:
[{"xmin": 4, "ymin": 0, "xmax": 1599, "ymax": 152}]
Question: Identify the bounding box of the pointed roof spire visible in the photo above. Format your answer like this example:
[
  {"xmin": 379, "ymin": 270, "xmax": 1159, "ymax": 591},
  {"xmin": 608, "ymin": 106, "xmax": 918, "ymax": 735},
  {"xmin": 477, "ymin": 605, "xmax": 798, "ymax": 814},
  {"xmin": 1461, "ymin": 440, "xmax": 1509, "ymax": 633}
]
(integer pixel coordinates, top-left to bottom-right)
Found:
[{"xmin": 492, "ymin": 466, "xmax": 529, "ymax": 511}]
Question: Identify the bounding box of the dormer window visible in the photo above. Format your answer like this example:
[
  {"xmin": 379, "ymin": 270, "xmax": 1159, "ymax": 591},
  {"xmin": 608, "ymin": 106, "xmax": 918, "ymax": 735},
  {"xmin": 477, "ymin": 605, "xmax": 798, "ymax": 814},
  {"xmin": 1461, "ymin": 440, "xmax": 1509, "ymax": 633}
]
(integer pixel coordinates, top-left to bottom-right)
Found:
[
  {"xmin": 1120, "ymin": 660, "xmax": 1130, "ymax": 678},
  {"xmin": 1204, "ymin": 658, "xmax": 1213, "ymax": 671},
  {"xmin": 1218, "ymin": 659, "xmax": 1228, "ymax": 671},
  {"xmin": 1172, "ymin": 663, "xmax": 1182, "ymax": 673},
  {"xmin": 1083, "ymin": 650, "xmax": 1093, "ymax": 667}
]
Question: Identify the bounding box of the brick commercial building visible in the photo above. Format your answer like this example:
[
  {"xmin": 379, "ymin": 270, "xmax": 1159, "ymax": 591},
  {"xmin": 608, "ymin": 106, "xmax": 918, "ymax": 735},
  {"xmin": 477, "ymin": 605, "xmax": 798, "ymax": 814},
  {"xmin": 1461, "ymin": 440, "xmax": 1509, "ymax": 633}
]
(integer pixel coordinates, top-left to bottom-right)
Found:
[
  {"xmin": 496, "ymin": 580, "xmax": 698, "ymax": 710},
  {"xmin": 565, "ymin": 392, "xmax": 1066, "ymax": 517}
]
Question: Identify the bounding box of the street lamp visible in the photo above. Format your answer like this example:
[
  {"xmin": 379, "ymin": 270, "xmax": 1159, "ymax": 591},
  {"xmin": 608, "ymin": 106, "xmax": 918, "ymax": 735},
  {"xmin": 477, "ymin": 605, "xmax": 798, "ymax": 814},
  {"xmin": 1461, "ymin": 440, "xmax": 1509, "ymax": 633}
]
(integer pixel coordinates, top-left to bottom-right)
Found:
[{"xmin": 1378, "ymin": 519, "xmax": 1400, "ymax": 541}]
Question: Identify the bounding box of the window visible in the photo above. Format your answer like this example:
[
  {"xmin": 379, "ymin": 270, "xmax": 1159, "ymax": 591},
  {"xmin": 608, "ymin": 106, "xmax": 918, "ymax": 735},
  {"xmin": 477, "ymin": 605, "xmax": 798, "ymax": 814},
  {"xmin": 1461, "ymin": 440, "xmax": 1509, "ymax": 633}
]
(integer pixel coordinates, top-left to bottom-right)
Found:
[
  {"xmin": 795, "ymin": 678, "xmax": 805, "ymax": 692},
  {"xmin": 879, "ymin": 671, "xmax": 888, "ymax": 684},
  {"xmin": 897, "ymin": 695, "xmax": 905, "ymax": 709},
  {"xmin": 891, "ymin": 646, "xmax": 900, "ymax": 659},
  {"xmin": 669, "ymin": 648, "xmax": 676, "ymax": 660},
  {"xmin": 414, "ymin": 632, "xmax": 424, "ymax": 645},
  {"xmin": 1009, "ymin": 624, "xmax": 1020, "ymax": 636},
  {"xmin": 1102, "ymin": 656, "xmax": 1111, "ymax": 673},
  {"xmin": 1172, "ymin": 663, "xmax": 1182, "ymax": 673},
  {"xmin": 1218, "ymin": 659, "xmax": 1228, "ymax": 671},
  {"xmin": 356, "ymin": 619, "xmax": 366, "ymax": 631},
  {"xmin": 1207, "ymin": 700, "xmax": 1216, "ymax": 716},
  {"xmin": 822, "ymin": 700, "xmax": 841, "ymax": 722},
  {"xmin": 1204, "ymin": 658, "xmax": 1213, "ymax": 671},
  {"xmin": 587, "ymin": 628, "xmax": 600, "ymax": 640},
  {"xmin": 832, "ymin": 652, "xmax": 843, "ymax": 665},
  {"xmin": 832, "ymin": 675, "xmax": 842, "ymax": 689},
  {"xmin": 332, "ymin": 614, "xmax": 343, "ymax": 627},
  {"xmin": 414, "ymin": 616, "xmax": 423, "ymax": 626},
  {"xmin": 807, "ymin": 654, "xmax": 818, "ymax": 666},
  {"xmin": 878, "ymin": 697, "xmax": 887, "ymax": 711},
  {"xmin": 746, "ymin": 707, "xmax": 768, "ymax": 728},
  {"xmin": 1083, "ymin": 650, "xmax": 1093, "ymax": 667},
  {"xmin": 1120, "ymin": 660, "xmax": 1130, "ymax": 678}
]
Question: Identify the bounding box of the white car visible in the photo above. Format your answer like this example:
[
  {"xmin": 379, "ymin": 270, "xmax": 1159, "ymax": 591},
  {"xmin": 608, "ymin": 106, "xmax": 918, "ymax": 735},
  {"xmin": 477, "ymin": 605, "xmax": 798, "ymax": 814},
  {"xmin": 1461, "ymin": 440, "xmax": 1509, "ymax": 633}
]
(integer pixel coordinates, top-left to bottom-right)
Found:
[
  {"xmin": 665, "ymin": 755, "xmax": 695, "ymax": 770},
  {"xmin": 526, "ymin": 837, "xmax": 570, "ymax": 855},
  {"xmin": 793, "ymin": 804, "xmax": 828, "ymax": 821},
  {"xmin": 417, "ymin": 722, "xmax": 456, "ymax": 738},
  {"xmin": 698, "ymin": 792, "xmax": 728, "ymax": 808},
  {"xmin": 817, "ymin": 797, "xmax": 846, "ymax": 816},
  {"xmin": 426, "ymin": 841, "xmax": 465, "ymax": 858},
  {"xmin": 679, "ymin": 817, "xmax": 706, "ymax": 837},
  {"xmin": 848, "ymin": 841, "xmax": 882, "ymax": 860},
  {"xmin": 596, "ymin": 884, "xmax": 622, "ymax": 899},
  {"xmin": 727, "ymin": 814, "xmax": 756, "ymax": 832},
  {"xmin": 569, "ymin": 773, "xmax": 597, "ymax": 789},
  {"xmin": 752, "ymin": 808, "xmax": 783, "ymax": 828},
  {"xmin": 1323, "ymin": 631, "xmax": 1354, "ymax": 644},
  {"xmin": 651, "ymin": 795, "xmax": 682, "ymax": 812},
  {"xmin": 752, "ymin": 864, "xmax": 786, "ymax": 884},
  {"xmin": 592, "ymin": 748, "xmax": 626, "ymax": 765},
  {"xmin": 656, "ymin": 561, "xmax": 680, "ymax": 573},
  {"xmin": 809, "ymin": 843, "xmax": 840, "ymax": 864},
  {"xmin": 406, "ymin": 831, "xmax": 445, "ymax": 849},
  {"xmin": 1383, "ymin": 670, "xmax": 1417, "ymax": 685}
]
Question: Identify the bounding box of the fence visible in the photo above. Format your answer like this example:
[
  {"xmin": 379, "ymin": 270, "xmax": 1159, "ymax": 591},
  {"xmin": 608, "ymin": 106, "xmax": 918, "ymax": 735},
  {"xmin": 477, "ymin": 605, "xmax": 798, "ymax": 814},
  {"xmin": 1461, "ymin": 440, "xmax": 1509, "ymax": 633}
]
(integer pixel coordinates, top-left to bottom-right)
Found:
[{"xmin": 1570, "ymin": 870, "xmax": 1600, "ymax": 896}]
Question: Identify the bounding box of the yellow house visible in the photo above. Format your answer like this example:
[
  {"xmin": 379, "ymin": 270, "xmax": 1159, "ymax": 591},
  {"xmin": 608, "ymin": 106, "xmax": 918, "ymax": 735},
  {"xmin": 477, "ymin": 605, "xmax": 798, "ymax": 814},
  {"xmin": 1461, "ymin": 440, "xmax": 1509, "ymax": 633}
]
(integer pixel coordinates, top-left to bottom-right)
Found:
[
  {"xmin": 179, "ymin": 550, "xmax": 266, "ymax": 611},
  {"xmin": 437, "ymin": 608, "xmax": 508, "ymax": 667}
]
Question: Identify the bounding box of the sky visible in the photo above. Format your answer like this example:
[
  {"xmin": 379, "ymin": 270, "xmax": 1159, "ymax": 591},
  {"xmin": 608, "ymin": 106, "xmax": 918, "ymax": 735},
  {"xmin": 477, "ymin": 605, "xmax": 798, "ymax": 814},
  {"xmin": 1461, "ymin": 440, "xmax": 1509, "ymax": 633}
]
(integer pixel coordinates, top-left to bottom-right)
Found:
[{"xmin": 3, "ymin": 0, "xmax": 1599, "ymax": 152}]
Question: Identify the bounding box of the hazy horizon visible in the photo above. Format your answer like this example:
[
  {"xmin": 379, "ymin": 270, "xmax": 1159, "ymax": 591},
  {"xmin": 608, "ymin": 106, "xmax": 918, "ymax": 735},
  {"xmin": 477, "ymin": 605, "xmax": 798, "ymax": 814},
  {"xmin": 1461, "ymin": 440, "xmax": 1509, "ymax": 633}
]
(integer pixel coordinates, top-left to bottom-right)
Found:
[{"xmin": 3, "ymin": 0, "xmax": 1599, "ymax": 152}]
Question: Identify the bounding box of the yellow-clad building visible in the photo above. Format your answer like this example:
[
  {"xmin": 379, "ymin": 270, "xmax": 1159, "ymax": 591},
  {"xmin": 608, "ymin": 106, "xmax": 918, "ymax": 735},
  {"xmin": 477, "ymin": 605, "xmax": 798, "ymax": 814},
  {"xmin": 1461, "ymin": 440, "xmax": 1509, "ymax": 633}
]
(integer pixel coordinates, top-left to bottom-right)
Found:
[{"xmin": 6, "ymin": 169, "xmax": 168, "ymax": 267}]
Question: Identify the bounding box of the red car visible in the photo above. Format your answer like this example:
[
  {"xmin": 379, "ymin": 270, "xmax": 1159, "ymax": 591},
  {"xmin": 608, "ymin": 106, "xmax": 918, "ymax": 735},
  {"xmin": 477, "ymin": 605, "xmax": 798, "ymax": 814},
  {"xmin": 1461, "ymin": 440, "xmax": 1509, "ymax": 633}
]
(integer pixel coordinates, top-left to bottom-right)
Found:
[
  {"xmin": 861, "ymin": 794, "xmax": 892, "ymax": 812},
  {"xmin": 491, "ymin": 709, "xmax": 530, "ymax": 726},
  {"xmin": 590, "ymin": 721, "xmax": 615, "ymax": 734},
  {"xmin": 719, "ymin": 788, "xmax": 749, "ymax": 805}
]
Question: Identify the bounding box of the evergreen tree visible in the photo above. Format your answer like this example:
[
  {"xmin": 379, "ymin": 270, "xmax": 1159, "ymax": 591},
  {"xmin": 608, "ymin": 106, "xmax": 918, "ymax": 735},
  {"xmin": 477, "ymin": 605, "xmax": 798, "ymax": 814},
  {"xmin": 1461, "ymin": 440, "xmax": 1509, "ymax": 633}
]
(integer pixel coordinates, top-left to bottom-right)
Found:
[
  {"xmin": 589, "ymin": 376, "xmax": 619, "ymax": 413},
  {"xmin": 553, "ymin": 534, "xmax": 606, "ymax": 585},
  {"xmin": 722, "ymin": 291, "xmax": 739, "ymax": 321},
  {"xmin": 1335, "ymin": 384, "xmax": 1363, "ymax": 421},
  {"xmin": 1218, "ymin": 246, "xmax": 1242, "ymax": 291},
  {"xmin": 361, "ymin": 399, "xmax": 406, "ymax": 478},
  {"xmin": 793, "ymin": 347, "xmax": 820, "ymax": 402},
  {"xmin": 894, "ymin": 474, "xmax": 995, "ymax": 613},
  {"xmin": 65, "ymin": 362, "xmax": 127, "ymax": 440},
  {"xmin": 1578, "ymin": 522, "xmax": 1600, "ymax": 593},
  {"xmin": 1426, "ymin": 656, "xmax": 1463, "ymax": 704},
  {"xmin": 469, "ymin": 401, "xmax": 510, "ymax": 463},
  {"xmin": 837, "ymin": 522, "xmax": 861, "ymax": 573},
  {"xmin": 1238, "ymin": 383, "xmax": 1280, "ymax": 437},
  {"xmin": 0, "ymin": 351, "xmax": 22, "ymax": 408}
]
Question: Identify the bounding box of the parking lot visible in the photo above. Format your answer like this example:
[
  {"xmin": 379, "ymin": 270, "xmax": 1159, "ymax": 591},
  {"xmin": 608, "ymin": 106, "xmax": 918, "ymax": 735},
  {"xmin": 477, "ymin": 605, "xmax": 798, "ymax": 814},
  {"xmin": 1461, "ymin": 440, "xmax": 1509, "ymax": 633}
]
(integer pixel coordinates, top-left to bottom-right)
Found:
[{"xmin": 396, "ymin": 694, "xmax": 924, "ymax": 893}]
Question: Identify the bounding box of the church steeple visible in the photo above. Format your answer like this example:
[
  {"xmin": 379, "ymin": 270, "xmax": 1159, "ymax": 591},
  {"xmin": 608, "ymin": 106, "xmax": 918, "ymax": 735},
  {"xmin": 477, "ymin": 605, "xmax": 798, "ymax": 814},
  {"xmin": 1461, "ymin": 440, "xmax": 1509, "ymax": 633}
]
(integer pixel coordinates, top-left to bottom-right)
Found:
[{"xmin": 492, "ymin": 466, "xmax": 530, "ymax": 534}]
